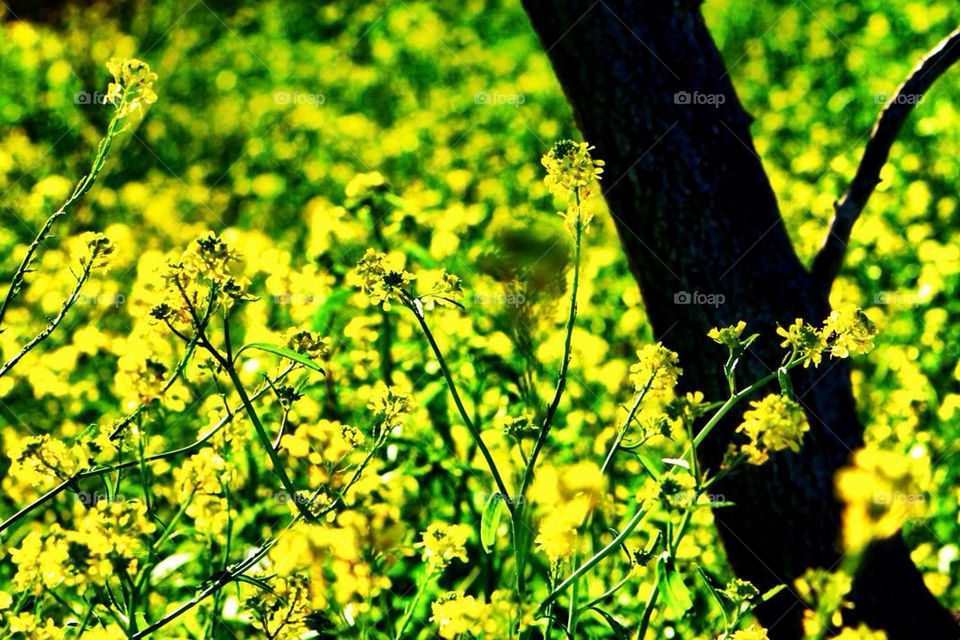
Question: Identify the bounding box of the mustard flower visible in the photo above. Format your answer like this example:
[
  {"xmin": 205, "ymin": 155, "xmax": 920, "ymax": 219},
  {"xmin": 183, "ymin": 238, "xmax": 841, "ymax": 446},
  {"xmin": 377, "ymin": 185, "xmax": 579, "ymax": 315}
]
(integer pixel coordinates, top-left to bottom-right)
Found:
[
  {"xmin": 105, "ymin": 57, "xmax": 158, "ymax": 117},
  {"xmin": 735, "ymin": 394, "xmax": 810, "ymax": 465},
  {"xmin": 629, "ymin": 342, "xmax": 682, "ymax": 396},
  {"xmin": 431, "ymin": 592, "xmax": 489, "ymax": 639},
  {"xmin": 708, "ymin": 320, "xmax": 747, "ymax": 349},
  {"xmin": 777, "ymin": 318, "xmax": 826, "ymax": 367},
  {"xmin": 354, "ymin": 248, "xmax": 414, "ymax": 307},
  {"xmin": 541, "ymin": 139, "xmax": 604, "ymax": 197},
  {"xmin": 836, "ymin": 446, "xmax": 928, "ymax": 551},
  {"xmin": 822, "ymin": 305, "xmax": 877, "ymax": 358},
  {"xmin": 418, "ymin": 522, "xmax": 472, "ymax": 572},
  {"xmin": 729, "ymin": 626, "xmax": 769, "ymax": 640}
]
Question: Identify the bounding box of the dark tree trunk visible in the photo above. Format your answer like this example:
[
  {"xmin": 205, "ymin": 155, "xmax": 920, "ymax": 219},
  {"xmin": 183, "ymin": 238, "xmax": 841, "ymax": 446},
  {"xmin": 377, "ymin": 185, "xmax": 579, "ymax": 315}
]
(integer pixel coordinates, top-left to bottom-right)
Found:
[{"xmin": 519, "ymin": 1, "xmax": 959, "ymax": 638}]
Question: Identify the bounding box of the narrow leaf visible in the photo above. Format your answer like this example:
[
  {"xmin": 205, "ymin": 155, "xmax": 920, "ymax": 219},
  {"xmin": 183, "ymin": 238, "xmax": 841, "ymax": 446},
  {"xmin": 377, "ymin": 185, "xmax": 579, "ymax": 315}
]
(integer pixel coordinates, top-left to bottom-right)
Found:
[
  {"xmin": 480, "ymin": 493, "xmax": 505, "ymax": 553},
  {"xmin": 656, "ymin": 553, "xmax": 693, "ymax": 617},
  {"xmin": 237, "ymin": 343, "xmax": 324, "ymax": 372}
]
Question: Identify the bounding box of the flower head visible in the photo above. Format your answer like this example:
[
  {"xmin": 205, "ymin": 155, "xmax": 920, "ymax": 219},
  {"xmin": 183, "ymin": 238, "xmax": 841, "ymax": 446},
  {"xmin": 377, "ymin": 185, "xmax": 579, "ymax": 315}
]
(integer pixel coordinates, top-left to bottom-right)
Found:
[
  {"xmin": 541, "ymin": 139, "xmax": 604, "ymax": 197},
  {"xmin": 734, "ymin": 394, "xmax": 810, "ymax": 465},
  {"xmin": 836, "ymin": 446, "xmax": 927, "ymax": 551},
  {"xmin": 431, "ymin": 592, "xmax": 488, "ymax": 639},
  {"xmin": 354, "ymin": 249, "xmax": 414, "ymax": 308},
  {"xmin": 822, "ymin": 306, "xmax": 877, "ymax": 358},
  {"xmin": 105, "ymin": 58, "xmax": 158, "ymax": 117},
  {"xmin": 708, "ymin": 321, "xmax": 747, "ymax": 349},
  {"xmin": 777, "ymin": 318, "xmax": 826, "ymax": 367},
  {"xmin": 418, "ymin": 522, "xmax": 472, "ymax": 572},
  {"xmin": 629, "ymin": 343, "xmax": 682, "ymax": 397}
]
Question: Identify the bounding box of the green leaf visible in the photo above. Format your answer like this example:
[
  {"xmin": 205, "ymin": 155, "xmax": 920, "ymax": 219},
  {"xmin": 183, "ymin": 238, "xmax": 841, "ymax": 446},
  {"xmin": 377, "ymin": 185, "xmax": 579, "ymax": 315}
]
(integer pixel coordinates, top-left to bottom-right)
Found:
[
  {"xmin": 480, "ymin": 493, "xmax": 506, "ymax": 553},
  {"xmin": 761, "ymin": 584, "xmax": 787, "ymax": 602},
  {"xmin": 777, "ymin": 367, "xmax": 794, "ymax": 399},
  {"xmin": 237, "ymin": 343, "xmax": 324, "ymax": 372},
  {"xmin": 636, "ymin": 452, "xmax": 661, "ymax": 480},
  {"xmin": 589, "ymin": 607, "xmax": 630, "ymax": 639},
  {"xmin": 656, "ymin": 553, "xmax": 693, "ymax": 618}
]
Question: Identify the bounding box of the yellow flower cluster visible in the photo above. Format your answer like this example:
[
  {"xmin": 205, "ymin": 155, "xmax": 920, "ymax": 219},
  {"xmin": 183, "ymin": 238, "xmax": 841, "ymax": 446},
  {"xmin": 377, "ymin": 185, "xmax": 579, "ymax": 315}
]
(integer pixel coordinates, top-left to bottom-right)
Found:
[
  {"xmin": 105, "ymin": 57, "xmax": 158, "ymax": 118},
  {"xmin": 629, "ymin": 342, "xmax": 682, "ymax": 398},
  {"xmin": 11, "ymin": 500, "xmax": 155, "ymax": 595},
  {"xmin": 244, "ymin": 574, "xmax": 314, "ymax": 639},
  {"xmin": 430, "ymin": 590, "xmax": 523, "ymax": 639},
  {"xmin": 836, "ymin": 446, "xmax": 928, "ymax": 551},
  {"xmin": 417, "ymin": 522, "xmax": 472, "ymax": 572},
  {"xmin": 174, "ymin": 448, "xmax": 238, "ymax": 538},
  {"xmin": 733, "ymin": 394, "xmax": 810, "ymax": 465},
  {"xmin": 778, "ymin": 305, "xmax": 877, "ymax": 367},
  {"xmin": 531, "ymin": 461, "xmax": 607, "ymax": 565},
  {"xmin": 728, "ymin": 626, "xmax": 769, "ymax": 640},
  {"xmin": 354, "ymin": 249, "xmax": 415, "ymax": 308},
  {"xmin": 708, "ymin": 320, "xmax": 748, "ymax": 349},
  {"xmin": 541, "ymin": 139, "xmax": 605, "ymax": 196},
  {"xmin": 541, "ymin": 139, "xmax": 605, "ymax": 234}
]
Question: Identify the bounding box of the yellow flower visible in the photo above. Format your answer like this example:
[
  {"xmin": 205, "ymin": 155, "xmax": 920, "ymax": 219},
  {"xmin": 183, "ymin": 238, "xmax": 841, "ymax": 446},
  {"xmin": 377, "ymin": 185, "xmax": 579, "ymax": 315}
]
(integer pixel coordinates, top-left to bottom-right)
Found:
[
  {"xmin": 822, "ymin": 305, "xmax": 877, "ymax": 358},
  {"xmin": 836, "ymin": 447, "xmax": 928, "ymax": 550},
  {"xmin": 629, "ymin": 343, "xmax": 682, "ymax": 396},
  {"xmin": 105, "ymin": 57, "xmax": 158, "ymax": 117},
  {"xmin": 354, "ymin": 248, "xmax": 414, "ymax": 307},
  {"xmin": 244, "ymin": 574, "xmax": 314, "ymax": 638},
  {"xmin": 728, "ymin": 625, "xmax": 769, "ymax": 640},
  {"xmin": 368, "ymin": 383, "xmax": 415, "ymax": 437},
  {"xmin": 0, "ymin": 590, "xmax": 12, "ymax": 609},
  {"xmin": 419, "ymin": 269, "xmax": 463, "ymax": 309},
  {"xmin": 541, "ymin": 139, "xmax": 605, "ymax": 235},
  {"xmin": 541, "ymin": 139, "xmax": 604, "ymax": 197},
  {"xmin": 735, "ymin": 394, "xmax": 810, "ymax": 465},
  {"xmin": 835, "ymin": 625, "xmax": 887, "ymax": 639},
  {"xmin": 431, "ymin": 592, "xmax": 488, "ymax": 639},
  {"xmin": 776, "ymin": 318, "xmax": 826, "ymax": 367},
  {"xmin": 8, "ymin": 434, "xmax": 80, "ymax": 486},
  {"xmin": 708, "ymin": 320, "xmax": 747, "ymax": 348},
  {"xmin": 417, "ymin": 522, "xmax": 472, "ymax": 572}
]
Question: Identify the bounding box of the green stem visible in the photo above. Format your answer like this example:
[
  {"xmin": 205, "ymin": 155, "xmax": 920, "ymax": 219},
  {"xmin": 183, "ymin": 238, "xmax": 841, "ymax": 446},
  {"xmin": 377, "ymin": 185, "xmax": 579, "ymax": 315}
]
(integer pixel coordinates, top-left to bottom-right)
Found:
[
  {"xmin": 0, "ymin": 365, "xmax": 293, "ymax": 536},
  {"xmin": 0, "ymin": 113, "xmax": 121, "ymax": 328},
  {"xmin": 515, "ymin": 212, "xmax": 584, "ymax": 595},
  {"xmin": 538, "ymin": 504, "xmax": 647, "ymax": 613},
  {"xmin": 223, "ymin": 364, "xmax": 316, "ymax": 523},
  {"xmin": 407, "ymin": 300, "xmax": 513, "ymax": 512},
  {"xmin": 394, "ymin": 572, "xmax": 434, "ymax": 639}
]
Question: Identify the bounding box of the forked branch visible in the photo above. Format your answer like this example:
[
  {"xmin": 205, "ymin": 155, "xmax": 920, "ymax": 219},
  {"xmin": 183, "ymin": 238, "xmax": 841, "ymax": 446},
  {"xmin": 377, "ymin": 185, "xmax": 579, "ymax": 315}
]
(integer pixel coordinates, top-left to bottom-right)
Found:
[{"xmin": 811, "ymin": 26, "xmax": 960, "ymax": 296}]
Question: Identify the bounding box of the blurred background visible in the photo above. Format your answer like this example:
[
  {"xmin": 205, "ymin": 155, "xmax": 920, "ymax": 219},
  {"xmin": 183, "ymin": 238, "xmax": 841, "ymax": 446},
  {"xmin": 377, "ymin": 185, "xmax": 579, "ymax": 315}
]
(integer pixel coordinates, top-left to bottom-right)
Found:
[{"xmin": 0, "ymin": 0, "xmax": 958, "ymax": 634}]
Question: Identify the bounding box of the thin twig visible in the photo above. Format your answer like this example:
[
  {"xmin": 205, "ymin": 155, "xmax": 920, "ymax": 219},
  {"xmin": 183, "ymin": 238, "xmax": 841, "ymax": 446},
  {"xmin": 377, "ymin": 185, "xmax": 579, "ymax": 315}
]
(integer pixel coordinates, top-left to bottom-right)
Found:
[{"xmin": 811, "ymin": 26, "xmax": 960, "ymax": 294}]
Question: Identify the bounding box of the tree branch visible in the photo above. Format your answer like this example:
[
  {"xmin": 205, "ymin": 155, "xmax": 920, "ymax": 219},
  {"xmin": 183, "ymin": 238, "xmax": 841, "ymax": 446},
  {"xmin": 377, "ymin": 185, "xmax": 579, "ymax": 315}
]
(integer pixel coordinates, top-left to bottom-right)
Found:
[{"xmin": 811, "ymin": 26, "xmax": 960, "ymax": 296}]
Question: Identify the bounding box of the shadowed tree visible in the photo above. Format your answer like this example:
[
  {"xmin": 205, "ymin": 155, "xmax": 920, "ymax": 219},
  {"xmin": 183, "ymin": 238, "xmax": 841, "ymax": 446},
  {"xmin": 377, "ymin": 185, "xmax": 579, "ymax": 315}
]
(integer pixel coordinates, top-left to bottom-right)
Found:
[{"xmin": 519, "ymin": 1, "xmax": 960, "ymax": 637}]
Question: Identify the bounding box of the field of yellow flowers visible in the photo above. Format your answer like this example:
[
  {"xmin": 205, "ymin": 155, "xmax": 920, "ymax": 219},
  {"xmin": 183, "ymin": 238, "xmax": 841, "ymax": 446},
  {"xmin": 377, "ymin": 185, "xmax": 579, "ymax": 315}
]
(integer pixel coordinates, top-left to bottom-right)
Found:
[{"xmin": 0, "ymin": 1, "xmax": 958, "ymax": 638}]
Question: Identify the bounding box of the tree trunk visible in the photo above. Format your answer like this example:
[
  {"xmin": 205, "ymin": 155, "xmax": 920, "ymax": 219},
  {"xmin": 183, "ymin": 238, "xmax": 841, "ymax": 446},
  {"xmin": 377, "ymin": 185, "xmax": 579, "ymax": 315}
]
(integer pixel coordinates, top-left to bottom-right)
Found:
[{"xmin": 519, "ymin": 1, "xmax": 959, "ymax": 637}]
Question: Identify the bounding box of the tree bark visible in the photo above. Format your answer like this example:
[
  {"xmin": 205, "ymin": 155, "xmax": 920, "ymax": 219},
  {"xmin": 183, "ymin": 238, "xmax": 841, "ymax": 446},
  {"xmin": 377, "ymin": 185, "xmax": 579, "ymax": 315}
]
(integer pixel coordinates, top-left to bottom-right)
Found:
[{"xmin": 519, "ymin": 1, "xmax": 959, "ymax": 637}]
